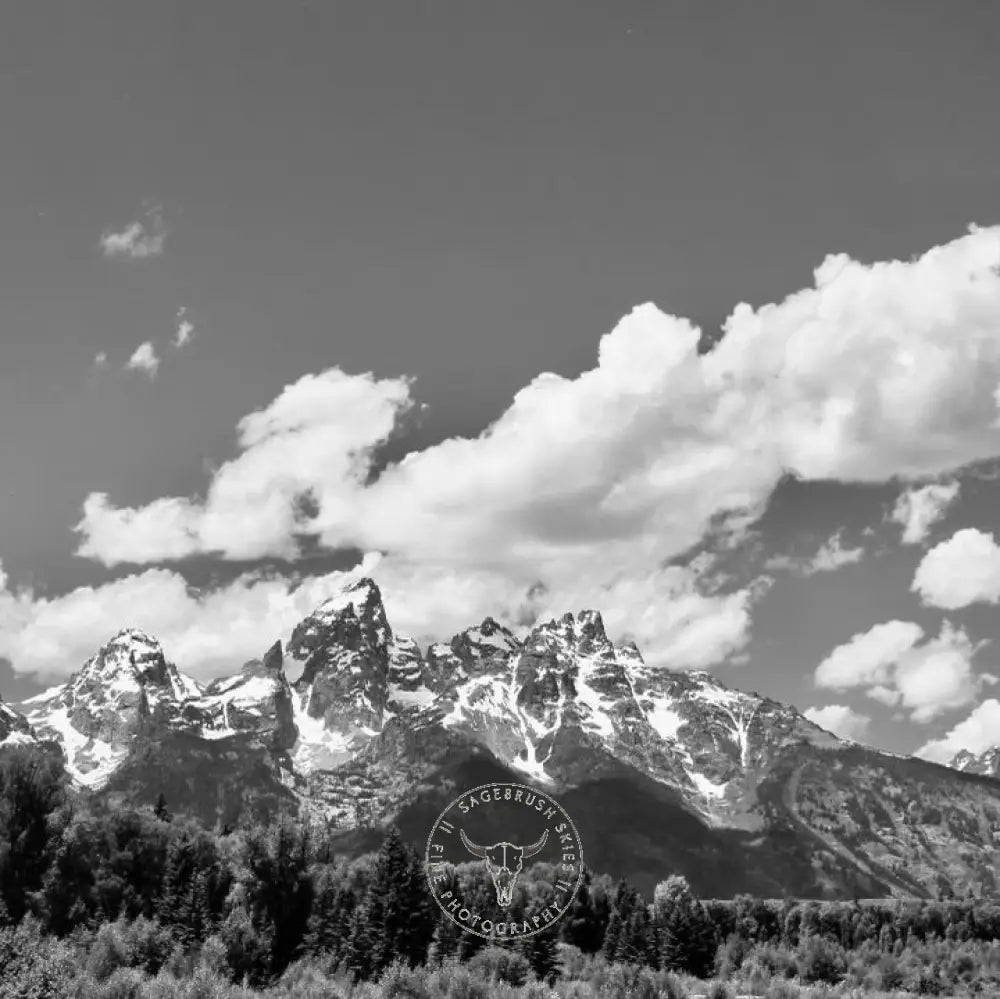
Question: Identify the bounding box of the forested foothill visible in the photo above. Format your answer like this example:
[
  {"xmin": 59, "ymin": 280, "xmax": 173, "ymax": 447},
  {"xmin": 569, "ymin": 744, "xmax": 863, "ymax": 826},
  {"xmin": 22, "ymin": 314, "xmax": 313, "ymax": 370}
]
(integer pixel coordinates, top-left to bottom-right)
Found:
[{"xmin": 2, "ymin": 747, "xmax": 999, "ymax": 998}]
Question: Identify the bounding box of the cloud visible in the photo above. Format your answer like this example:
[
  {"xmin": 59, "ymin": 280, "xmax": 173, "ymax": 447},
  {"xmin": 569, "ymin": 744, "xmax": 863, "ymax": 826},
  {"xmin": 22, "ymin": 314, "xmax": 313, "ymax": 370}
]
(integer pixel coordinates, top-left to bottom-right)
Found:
[
  {"xmin": 0, "ymin": 557, "xmax": 379, "ymax": 683},
  {"xmin": 93, "ymin": 351, "xmax": 108, "ymax": 369},
  {"xmin": 815, "ymin": 619, "xmax": 986, "ymax": 722},
  {"xmin": 99, "ymin": 207, "xmax": 167, "ymax": 260},
  {"xmin": 767, "ymin": 530, "xmax": 865, "ymax": 576},
  {"xmin": 912, "ymin": 527, "xmax": 1000, "ymax": 609},
  {"xmin": 805, "ymin": 532, "xmax": 865, "ymax": 574},
  {"xmin": 70, "ymin": 224, "xmax": 1000, "ymax": 669},
  {"xmin": 77, "ymin": 369, "xmax": 415, "ymax": 563},
  {"xmin": 815, "ymin": 620, "xmax": 924, "ymax": 689},
  {"xmin": 0, "ymin": 554, "xmax": 749, "ymax": 681},
  {"xmin": 173, "ymin": 307, "xmax": 194, "ymax": 349},
  {"xmin": 803, "ymin": 704, "xmax": 871, "ymax": 740},
  {"xmin": 916, "ymin": 698, "xmax": 1000, "ymax": 763},
  {"xmin": 889, "ymin": 480, "xmax": 960, "ymax": 544},
  {"xmin": 125, "ymin": 341, "xmax": 160, "ymax": 379}
]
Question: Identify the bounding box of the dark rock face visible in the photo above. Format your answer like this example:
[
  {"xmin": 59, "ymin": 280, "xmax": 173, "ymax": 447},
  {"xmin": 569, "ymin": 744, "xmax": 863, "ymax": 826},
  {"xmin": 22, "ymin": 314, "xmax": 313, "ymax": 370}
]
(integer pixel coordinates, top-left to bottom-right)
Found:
[
  {"xmin": 290, "ymin": 578, "xmax": 393, "ymax": 732},
  {"xmin": 9, "ymin": 577, "xmax": 1000, "ymax": 900}
]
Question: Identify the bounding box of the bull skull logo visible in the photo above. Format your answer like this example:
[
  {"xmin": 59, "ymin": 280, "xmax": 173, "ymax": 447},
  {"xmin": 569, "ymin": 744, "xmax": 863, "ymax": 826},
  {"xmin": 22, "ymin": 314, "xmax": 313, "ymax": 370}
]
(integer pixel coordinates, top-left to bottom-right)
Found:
[{"xmin": 459, "ymin": 828, "xmax": 549, "ymax": 907}]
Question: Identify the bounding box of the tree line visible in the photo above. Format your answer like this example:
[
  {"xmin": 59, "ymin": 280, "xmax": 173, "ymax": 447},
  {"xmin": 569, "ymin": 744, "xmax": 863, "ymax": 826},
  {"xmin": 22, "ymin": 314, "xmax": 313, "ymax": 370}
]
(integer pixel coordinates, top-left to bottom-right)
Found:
[{"xmin": 3, "ymin": 745, "xmax": 1000, "ymax": 995}]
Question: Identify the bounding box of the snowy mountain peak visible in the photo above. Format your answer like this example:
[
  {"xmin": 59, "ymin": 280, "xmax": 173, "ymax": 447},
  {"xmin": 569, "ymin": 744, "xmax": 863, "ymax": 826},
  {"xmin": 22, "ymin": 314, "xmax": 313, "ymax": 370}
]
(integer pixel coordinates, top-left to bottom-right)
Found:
[
  {"xmin": 82, "ymin": 628, "xmax": 170, "ymax": 683},
  {"xmin": 314, "ymin": 576, "xmax": 389, "ymax": 627},
  {"xmin": 452, "ymin": 617, "xmax": 520, "ymax": 658},
  {"xmin": 951, "ymin": 745, "xmax": 1000, "ymax": 777},
  {"xmin": 3, "ymin": 581, "xmax": 841, "ymax": 823}
]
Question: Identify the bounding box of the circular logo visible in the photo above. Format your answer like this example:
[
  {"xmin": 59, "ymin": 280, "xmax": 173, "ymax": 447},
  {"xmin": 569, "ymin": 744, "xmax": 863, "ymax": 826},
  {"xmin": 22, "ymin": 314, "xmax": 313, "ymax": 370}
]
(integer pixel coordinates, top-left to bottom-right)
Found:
[{"xmin": 425, "ymin": 781, "xmax": 584, "ymax": 940}]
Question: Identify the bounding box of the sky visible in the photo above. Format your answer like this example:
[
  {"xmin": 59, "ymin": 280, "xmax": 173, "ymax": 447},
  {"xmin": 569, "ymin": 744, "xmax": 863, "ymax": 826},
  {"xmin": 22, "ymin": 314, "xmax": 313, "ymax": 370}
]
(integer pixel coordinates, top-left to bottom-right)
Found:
[{"xmin": 2, "ymin": 0, "xmax": 1000, "ymax": 763}]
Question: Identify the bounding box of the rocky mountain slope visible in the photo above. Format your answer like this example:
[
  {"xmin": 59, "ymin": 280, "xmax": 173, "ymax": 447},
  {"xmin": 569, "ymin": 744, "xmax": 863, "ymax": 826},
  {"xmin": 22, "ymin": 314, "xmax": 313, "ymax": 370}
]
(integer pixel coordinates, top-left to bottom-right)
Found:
[
  {"xmin": 951, "ymin": 746, "xmax": 1000, "ymax": 778},
  {"xmin": 5, "ymin": 578, "xmax": 1000, "ymax": 900},
  {"xmin": 1, "ymin": 693, "xmax": 38, "ymax": 748}
]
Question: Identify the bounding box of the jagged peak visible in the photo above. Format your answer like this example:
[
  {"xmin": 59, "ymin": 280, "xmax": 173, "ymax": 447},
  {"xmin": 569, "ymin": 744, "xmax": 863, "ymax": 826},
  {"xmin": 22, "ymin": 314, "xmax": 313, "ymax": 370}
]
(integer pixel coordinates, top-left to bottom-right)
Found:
[
  {"xmin": 576, "ymin": 609, "xmax": 609, "ymax": 646},
  {"xmin": 527, "ymin": 609, "xmax": 617, "ymax": 653},
  {"xmin": 82, "ymin": 628, "xmax": 167, "ymax": 675},
  {"xmin": 951, "ymin": 745, "xmax": 1000, "ymax": 774},
  {"xmin": 457, "ymin": 616, "xmax": 519, "ymax": 651},
  {"xmin": 618, "ymin": 640, "xmax": 644, "ymax": 664},
  {"xmin": 315, "ymin": 576, "xmax": 382, "ymax": 615},
  {"xmin": 308, "ymin": 576, "xmax": 393, "ymax": 638},
  {"xmin": 106, "ymin": 627, "xmax": 163, "ymax": 650},
  {"xmin": 261, "ymin": 641, "xmax": 284, "ymax": 673}
]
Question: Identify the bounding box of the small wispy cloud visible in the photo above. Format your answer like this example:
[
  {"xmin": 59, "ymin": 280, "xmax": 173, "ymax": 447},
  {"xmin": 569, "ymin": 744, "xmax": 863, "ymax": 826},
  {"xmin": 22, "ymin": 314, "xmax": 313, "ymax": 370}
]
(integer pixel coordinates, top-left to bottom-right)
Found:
[
  {"xmin": 125, "ymin": 342, "xmax": 160, "ymax": 379},
  {"xmin": 766, "ymin": 530, "xmax": 865, "ymax": 577},
  {"xmin": 99, "ymin": 205, "xmax": 167, "ymax": 260},
  {"xmin": 173, "ymin": 306, "xmax": 194, "ymax": 348},
  {"xmin": 93, "ymin": 351, "xmax": 108, "ymax": 369}
]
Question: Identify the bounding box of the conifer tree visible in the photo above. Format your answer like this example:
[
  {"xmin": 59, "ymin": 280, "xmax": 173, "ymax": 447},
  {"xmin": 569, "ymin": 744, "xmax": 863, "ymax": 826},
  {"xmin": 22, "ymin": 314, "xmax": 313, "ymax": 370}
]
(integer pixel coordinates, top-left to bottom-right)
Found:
[
  {"xmin": 0, "ymin": 747, "xmax": 67, "ymax": 922},
  {"xmin": 153, "ymin": 793, "xmax": 172, "ymax": 822},
  {"xmin": 616, "ymin": 905, "xmax": 656, "ymax": 967},
  {"xmin": 157, "ymin": 835, "xmax": 185, "ymax": 931},
  {"xmin": 561, "ymin": 868, "xmax": 607, "ymax": 953},
  {"xmin": 521, "ymin": 927, "xmax": 561, "ymax": 984},
  {"xmin": 428, "ymin": 913, "xmax": 460, "ymax": 962},
  {"xmin": 603, "ymin": 909, "xmax": 624, "ymax": 962},
  {"xmin": 345, "ymin": 903, "xmax": 375, "ymax": 980}
]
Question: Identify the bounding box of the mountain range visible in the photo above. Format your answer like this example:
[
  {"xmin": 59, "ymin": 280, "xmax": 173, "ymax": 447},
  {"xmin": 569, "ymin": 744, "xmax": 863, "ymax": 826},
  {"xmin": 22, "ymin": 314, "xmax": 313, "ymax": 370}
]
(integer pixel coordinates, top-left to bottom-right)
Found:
[{"xmin": 2, "ymin": 577, "xmax": 999, "ymax": 900}]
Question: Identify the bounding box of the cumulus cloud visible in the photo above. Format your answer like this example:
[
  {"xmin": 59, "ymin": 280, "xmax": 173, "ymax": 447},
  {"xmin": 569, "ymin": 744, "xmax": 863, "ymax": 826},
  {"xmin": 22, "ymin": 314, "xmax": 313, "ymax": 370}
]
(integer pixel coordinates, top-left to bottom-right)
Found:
[
  {"xmin": 125, "ymin": 341, "xmax": 160, "ymax": 379},
  {"xmin": 93, "ymin": 351, "xmax": 108, "ymax": 369},
  {"xmin": 0, "ymin": 557, "xmax": 382, "ymax": 683},
  {"xmin": 912, "ymin": 527, "xmax": 1000, "ymax": 609},
  {"xmin": 815, "ymin": 620, "xmax": 924, "ymax": 689},
  {"xmin": 889, "ymin": 480, "xmax": 960, "ymax": 544},
  {"xmin": 815, "ymin": 619, "xmax": 986, "ymax": 722},
  {"xmin": 0, "ymin": 554, "xmax": 747, "ymax": 681},
  {"xmin": 65, "ymin": 224, "xmax": 1000, "ymax": 673},
  {"xmin": 803, "ymin": 704, "xmax": 871, "ymax": 740},
  {"xmin": 99, "ymin": 207, "xmax": 167, "ymax": 260},
  {"xmin": 916, "ymin": 698, "xmax": 1000, "ymax": 763},
  {"xmin": 78, "ymin": 369, "xmax": 414, "ymax": 563}
]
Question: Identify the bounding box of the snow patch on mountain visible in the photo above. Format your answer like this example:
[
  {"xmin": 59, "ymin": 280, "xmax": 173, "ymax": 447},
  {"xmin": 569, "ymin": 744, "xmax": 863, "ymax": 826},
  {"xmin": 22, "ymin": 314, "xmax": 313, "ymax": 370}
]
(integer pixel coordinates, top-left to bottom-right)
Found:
[
  {"xmin": 688, "ymin": 769, "xmax": 727, "ymax": 799},
  {"xmin": 32, "ymin": 703, "xmax": 129, "ymax": 787},
  {"xmin": 644, "ymin": 702, "xmax": 684, "ymax": 741},
  {"xmin": 290, "ymin": 690, "xmax": 353, "ymax": 773},
  {"xmin": 574, "ymin": 655, "xmax": 617, "ymax": 738}
]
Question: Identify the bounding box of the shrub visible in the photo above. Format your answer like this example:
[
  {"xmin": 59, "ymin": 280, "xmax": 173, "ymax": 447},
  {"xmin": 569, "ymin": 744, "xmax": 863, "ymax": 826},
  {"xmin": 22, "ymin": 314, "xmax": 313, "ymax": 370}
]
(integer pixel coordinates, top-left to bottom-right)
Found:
[
  {"xmin": 556, "ymin": 943, "xmax": 591, "ymax": 981},
  {"xmin": 92, "ymin": 966, "xmax": 147, "ymax": 999},
  {"xmin": 467, "ymin": 946, "xmax": 530, "ymax": 987},
  {"xmin": 179, "ymin": 966, "xmax": 238, "ymax": 999},
  {"xmin": 126, "ymin": 917, "xmax": 176, "ymax": 976},
  {"xmin": 795, "ymin": 934, "xmax": 846, "ymax": 985},
  {"xmin": 377, "ymin": 958, "xmax": 431, "ymax": 999},
  {"xmin": 739, "ymin": 954, "xmax": 772, "ymax": 994},
  {"xmin": 706, "ymin": 981, "xmax": 732, "ymax": 999},
  {"xmin": 596, "ymin": 961, "xmax": 645, "ymax": 999},
  {"xmin": 657, "ymin": 969, "xmax": 689, "ymax": 999},
  {"xmin": 765, "ymin": 981, "xmax": 803, "ymax": 999},
  {"xmin": 0, "ymin": 929, "xmax": 79, "ymax": 999},
  {"xmin": 265, "ymin": 957, "xmax": 349, "ymax": 999},
  {"xmin": 871, "ymin": 953, "xmax": 904, "ymax": 991},
  {"xmin": 426, "ymin": 959, "xmax": 491, "ymax": 999},
  {"xmin": 87, "ymin": 922, "xmax": 137, "ymax": 982},
  {"xmin": 714, "ymin": 934, "xmax": 751, "ymax": 978}
]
